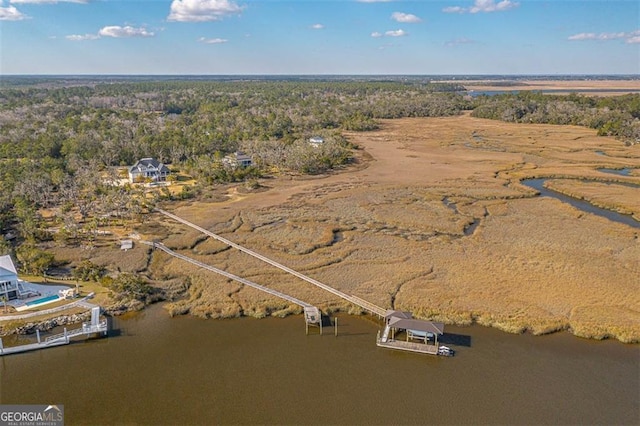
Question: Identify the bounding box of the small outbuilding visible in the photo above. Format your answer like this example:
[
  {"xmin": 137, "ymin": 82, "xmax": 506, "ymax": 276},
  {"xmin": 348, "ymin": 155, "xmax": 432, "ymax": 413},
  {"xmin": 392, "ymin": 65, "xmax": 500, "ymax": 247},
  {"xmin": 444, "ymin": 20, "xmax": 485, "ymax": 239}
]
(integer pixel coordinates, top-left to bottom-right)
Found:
[
  {"xmin": 120, "ymin": 240, "xmax": 134, "ymax": 251},
  {"xmin": 309, "ymin": 136, "xmax": 324, "ymax": 147}
]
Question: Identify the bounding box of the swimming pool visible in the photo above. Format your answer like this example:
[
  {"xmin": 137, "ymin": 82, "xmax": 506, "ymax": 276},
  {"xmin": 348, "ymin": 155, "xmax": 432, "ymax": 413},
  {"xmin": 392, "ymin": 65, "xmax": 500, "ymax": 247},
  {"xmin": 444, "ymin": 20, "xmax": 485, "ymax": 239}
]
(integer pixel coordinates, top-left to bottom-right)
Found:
[{"xmin": 25, "ymin": 294, "xmax": 60, "ymax": 307}]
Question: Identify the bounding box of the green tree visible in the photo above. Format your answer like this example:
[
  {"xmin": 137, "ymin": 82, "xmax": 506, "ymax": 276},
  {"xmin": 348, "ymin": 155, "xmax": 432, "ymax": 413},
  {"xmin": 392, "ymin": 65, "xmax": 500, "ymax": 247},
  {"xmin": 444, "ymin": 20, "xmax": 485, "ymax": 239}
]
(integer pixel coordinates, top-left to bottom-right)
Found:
[
  {"xmin": 109, "ymin": 273, "xmax": 152, "ymax": 301},
  {"xmin": 72, "ymin": 260, "xmax": 105, "ymax": 282},
  {"xmin": 16, "ymin": 244, "xmax": 55, "ymax": 276}
]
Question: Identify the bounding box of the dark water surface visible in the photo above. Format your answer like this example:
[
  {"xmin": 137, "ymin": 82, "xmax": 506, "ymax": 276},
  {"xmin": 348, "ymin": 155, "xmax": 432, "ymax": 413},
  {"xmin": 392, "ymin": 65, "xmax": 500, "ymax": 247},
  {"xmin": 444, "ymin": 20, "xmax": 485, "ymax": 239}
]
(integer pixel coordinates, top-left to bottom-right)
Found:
[
  {"xmin": 1, "ymin": 304, "xmax": 638, "ymax": 425},
  {"xmin": 598, "ymin": 167, "xmax": 635, "ymax": 177},
  {"xmin": 522, "ymin": 178, "xmax": 640, "ymax": 229}
]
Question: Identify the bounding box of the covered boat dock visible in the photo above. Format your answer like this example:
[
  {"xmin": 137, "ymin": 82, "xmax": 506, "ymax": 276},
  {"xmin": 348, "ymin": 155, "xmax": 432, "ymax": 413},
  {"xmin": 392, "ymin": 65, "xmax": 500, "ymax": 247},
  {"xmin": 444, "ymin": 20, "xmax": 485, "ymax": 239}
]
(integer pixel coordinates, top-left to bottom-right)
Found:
[{"xmin": 377, "ymin": 310, "xmax": 452, "ymax": 356}]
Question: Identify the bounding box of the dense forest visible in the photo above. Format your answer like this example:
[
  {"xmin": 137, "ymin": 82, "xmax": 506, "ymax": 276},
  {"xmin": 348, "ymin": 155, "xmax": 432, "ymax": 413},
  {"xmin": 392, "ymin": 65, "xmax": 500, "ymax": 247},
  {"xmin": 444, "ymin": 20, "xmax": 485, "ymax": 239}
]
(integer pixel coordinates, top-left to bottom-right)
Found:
[
  {"xmin": 471, "ymin": 91, "xmax": 640, "ymax": 141},
  {"xmin": 0, "ymin": 78, "xmax": 638, "ymax": 273}
]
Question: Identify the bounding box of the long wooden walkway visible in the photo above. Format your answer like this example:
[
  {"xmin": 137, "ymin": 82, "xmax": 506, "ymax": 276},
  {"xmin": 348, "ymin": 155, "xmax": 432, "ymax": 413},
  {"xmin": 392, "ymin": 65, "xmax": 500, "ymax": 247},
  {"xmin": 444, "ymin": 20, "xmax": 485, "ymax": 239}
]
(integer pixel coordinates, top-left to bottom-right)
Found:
[
  {"xmin": 156, "ymin": 208, "xmax": 386, "ymax": 317},
  {"xmin": 139, "ymin": 240, "xmax": 314, "ymax": 309}
]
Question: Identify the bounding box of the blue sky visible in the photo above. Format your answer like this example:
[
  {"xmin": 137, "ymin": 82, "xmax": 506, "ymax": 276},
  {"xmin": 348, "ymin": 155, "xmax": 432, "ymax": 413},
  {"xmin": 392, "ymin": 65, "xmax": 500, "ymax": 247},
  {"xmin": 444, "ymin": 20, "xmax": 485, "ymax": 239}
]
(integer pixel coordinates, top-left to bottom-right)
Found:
[{"xmin": 1, "ymin": 0, "xmax": 638, "ymax": 75}]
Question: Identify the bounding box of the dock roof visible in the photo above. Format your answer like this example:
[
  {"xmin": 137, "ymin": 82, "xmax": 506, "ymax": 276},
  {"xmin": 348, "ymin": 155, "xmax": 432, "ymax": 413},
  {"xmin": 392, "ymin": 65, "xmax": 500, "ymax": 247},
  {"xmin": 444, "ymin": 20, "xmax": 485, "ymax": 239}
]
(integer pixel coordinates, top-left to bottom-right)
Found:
[
  {"xmin": 385, "ymin": 309, "xmax": 413, "ymax": 321},
  {"xmin": 388, "ymin": 317, "xmax": 445, "ymax": 335}
]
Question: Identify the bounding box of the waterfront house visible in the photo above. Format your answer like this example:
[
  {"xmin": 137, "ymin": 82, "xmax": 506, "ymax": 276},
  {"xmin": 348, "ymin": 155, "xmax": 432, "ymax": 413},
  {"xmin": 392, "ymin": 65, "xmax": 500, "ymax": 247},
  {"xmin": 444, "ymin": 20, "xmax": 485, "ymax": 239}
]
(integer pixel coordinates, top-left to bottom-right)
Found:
[
  {"xmin": 222, "ymin": 152, "xmax": 253, "ymax": 168},
  {"xmin": 128, "ymin": 158, "xmax": 170, "ymax": 183},
  {"xmin": 0, "ymin": 255, "xmax": 20, "ymax": 300}
]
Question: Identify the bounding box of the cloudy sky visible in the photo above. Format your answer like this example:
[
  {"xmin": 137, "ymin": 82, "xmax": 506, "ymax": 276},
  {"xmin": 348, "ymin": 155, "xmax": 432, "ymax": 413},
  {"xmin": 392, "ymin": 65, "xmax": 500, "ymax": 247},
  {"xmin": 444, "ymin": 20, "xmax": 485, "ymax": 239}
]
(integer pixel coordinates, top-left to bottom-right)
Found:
[{"xmin": 1, "ymin": 0, "xmax": 638, "ymax": 75}]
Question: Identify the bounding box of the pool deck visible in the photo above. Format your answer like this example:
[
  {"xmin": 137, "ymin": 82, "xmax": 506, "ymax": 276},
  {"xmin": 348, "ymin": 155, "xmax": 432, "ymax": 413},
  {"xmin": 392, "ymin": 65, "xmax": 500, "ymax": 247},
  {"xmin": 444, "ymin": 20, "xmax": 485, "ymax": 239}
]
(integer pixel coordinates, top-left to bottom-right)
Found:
[
  {"xmin": 16, "ymin": 295, "xmax": 61, "ymax": 311},
  {"xmin": 8, "ymin": 281, "xmax": 73, "ymax": 311}
]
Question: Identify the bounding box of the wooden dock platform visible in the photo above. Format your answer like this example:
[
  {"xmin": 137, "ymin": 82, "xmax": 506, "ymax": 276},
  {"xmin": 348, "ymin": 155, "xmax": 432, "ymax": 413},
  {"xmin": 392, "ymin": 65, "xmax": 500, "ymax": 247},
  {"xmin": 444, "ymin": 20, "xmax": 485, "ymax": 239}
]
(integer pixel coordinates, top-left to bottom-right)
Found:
[
  {"xmin": 376, "ymin": 339, "xmax": 439, "ymax": 355},
  {"xmin": 0, "ymin": 307, "xmax": 107, "ymax": 356}
]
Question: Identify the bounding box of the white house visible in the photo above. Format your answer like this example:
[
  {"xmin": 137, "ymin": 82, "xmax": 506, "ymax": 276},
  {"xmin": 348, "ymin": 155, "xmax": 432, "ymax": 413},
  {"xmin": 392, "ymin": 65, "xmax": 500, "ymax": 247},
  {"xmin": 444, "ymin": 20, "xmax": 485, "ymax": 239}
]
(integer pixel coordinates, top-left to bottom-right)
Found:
[
  {"xmin": 128, "ymin": 158, "xmax": 170, "ymax": 183},
  {"xmin": 222, "ymin": 152, "xmax": 253, "ymax": 168},
  {"xmin": 309, "ymin": 136, "xmax": 324, "ymax": 148},
  {"xmin": 0, "ymin": 255, "xmax": 20, "ymax": 300}
]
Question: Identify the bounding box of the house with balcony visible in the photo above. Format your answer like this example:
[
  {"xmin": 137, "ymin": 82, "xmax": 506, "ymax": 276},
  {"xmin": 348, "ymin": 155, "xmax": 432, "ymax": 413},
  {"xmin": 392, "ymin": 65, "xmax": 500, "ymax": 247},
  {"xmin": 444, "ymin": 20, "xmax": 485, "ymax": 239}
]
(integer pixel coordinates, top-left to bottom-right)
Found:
[
  {"xmin": 0, "ymin": 255, "xmax": 20, "ymax": 301},
  {"xmin": 128, "ymin": 158, "xmax": 170, "ymax": 183},
  {"xmin": 222, "ymin": 152, "xmax": 253, "ymax": 168}
]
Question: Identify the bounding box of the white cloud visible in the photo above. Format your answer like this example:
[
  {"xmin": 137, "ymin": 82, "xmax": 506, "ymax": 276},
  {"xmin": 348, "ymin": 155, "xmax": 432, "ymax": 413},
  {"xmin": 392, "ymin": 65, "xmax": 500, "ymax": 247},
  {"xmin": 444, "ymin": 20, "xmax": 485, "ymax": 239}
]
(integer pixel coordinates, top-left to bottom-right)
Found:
[
  {"xmin": 167, "ymin": 0, "xmax": 243, "ymax": 22},
  {"xmin": 385, "ymin": 29, "xmax": 407, "ymax": 37},
  {"xmin": 391, "ymin": 12, "xmax": 421, "ymax": 23},
  {"xmin": 372, "ymin": 29, "xmax": 407, "ymax": 38},
  {"xmin": 98, "ymin": 25, "xmax": 154, "ymax": 38},
  {"xmin": 443, "ymin": 0, "xmax": 519, "ymax": 14},
  {"xmin": 0, "ymin": 2, "xmax": 27, "ymax": 20},
  {"xmin": 310, "ymin": 23, "xmax": 324, "ymax": 30},
  {"xmin": 10, "ymin": 0, "xmax": 87, "ymax": 3},
  {"xmin": 442, "ymin": 6, "xmax": 464, "ymax": 13},
  {"xmin": 66, "ymin": 33, "xmax": 100, "ymax": 41},
  {"xmin": 568, "ymin": 30, "xmax": 640, "ymax": 44},
  {"xmin": 198, "ymin": 37, "xmax": 227, "ymax": 44}
]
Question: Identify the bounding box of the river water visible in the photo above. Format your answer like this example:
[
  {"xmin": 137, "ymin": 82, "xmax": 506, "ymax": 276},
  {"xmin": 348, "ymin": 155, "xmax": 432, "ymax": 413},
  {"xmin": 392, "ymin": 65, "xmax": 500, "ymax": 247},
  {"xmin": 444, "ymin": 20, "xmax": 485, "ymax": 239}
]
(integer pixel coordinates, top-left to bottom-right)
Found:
[
  {"xmin": 1, "ymin": 304, "xmax": 638, "ymax": 425},
  {"xmin": 522, "ymin": 178, "xmax": 639, "ymax": 229}
]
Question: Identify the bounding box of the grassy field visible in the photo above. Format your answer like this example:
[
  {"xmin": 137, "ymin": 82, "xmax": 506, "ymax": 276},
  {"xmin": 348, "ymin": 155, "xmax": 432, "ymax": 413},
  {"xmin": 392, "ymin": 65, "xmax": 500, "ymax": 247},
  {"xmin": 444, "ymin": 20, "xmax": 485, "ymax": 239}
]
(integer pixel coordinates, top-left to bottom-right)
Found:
[
  {"xmin": 46, "ymin": 113, "xmax": 640, "ymax": 343},
  {"xmin": 439, "ymin": 79, "xmax": 640, "ymax": 96}
]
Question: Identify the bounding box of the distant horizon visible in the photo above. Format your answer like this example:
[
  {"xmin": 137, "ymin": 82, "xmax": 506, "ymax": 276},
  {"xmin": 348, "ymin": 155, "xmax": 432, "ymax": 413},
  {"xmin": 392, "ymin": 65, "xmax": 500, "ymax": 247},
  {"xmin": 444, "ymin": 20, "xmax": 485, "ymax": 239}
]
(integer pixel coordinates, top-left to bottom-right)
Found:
[
  {"xmin": 2, "ymin": 73, "xmax": 639, "ymax": 78},
  {"xmin": 1, "ymin": 1, "xmax": 638, "ymax": 75}
]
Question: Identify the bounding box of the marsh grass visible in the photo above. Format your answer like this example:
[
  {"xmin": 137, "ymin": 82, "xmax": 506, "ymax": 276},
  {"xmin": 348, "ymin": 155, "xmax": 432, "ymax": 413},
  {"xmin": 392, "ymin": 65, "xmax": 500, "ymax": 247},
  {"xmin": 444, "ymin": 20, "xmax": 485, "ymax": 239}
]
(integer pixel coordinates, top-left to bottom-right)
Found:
[
  {"xmin": 545, "ymin": 180, "xmax": 640, "ymax": 220},
  {"xmin": 141, "ymin": 114, "xmax": 639, "ymax": 342}
]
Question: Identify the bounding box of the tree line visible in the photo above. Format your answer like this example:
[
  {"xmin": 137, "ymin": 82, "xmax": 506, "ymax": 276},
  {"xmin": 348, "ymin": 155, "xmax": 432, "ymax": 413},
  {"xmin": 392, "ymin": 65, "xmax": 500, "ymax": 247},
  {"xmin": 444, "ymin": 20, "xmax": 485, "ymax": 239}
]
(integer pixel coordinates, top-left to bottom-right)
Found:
[{"xmin": 470, "ymin": 91, "xmax": 640, "ymax": 144}]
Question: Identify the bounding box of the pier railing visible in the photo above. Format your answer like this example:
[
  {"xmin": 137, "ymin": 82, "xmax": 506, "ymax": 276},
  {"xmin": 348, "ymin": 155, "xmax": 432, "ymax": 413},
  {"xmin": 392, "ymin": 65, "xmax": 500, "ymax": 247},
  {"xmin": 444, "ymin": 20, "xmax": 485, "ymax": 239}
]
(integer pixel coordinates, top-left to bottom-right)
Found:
[
  {"xmin": 155, "ymin": 209, "xmax": 386, "ymax": 318},
  {"xmin": 140, "ymin": 240, "xmax": 314, "ymax": 309},
  {"xmin": 44, "ymin": 320, "xmax": 107, "ymax": 345}
]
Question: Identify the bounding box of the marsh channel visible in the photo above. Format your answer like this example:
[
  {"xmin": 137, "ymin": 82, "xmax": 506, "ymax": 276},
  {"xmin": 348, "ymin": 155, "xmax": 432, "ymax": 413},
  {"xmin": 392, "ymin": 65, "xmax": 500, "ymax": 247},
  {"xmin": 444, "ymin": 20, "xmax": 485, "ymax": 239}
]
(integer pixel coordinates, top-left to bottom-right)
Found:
[
  {"xmin": 1, "ymin": 303, "xmax": 638, "ymax": 425},
  {"xmin": 521, "ymin": 178, "xmax": 639, "ymax": 229}
]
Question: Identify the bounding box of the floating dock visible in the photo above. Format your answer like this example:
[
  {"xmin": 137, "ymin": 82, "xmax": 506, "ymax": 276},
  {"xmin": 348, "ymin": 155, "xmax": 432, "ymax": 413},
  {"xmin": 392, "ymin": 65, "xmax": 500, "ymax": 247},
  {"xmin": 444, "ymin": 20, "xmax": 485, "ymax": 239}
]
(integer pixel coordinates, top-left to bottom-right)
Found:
[{"xmin": 0, "ymin": 306, "xmax": 107, "ymax": 356}]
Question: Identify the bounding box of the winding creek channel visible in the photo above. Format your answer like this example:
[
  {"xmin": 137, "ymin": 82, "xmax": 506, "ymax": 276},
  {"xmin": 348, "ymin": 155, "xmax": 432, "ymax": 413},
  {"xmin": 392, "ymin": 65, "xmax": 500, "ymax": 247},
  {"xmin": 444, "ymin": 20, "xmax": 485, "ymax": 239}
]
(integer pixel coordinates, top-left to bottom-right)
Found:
[{"xmin": 521, "ymin": 178, "xmax": 639, "ymax": 229}]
